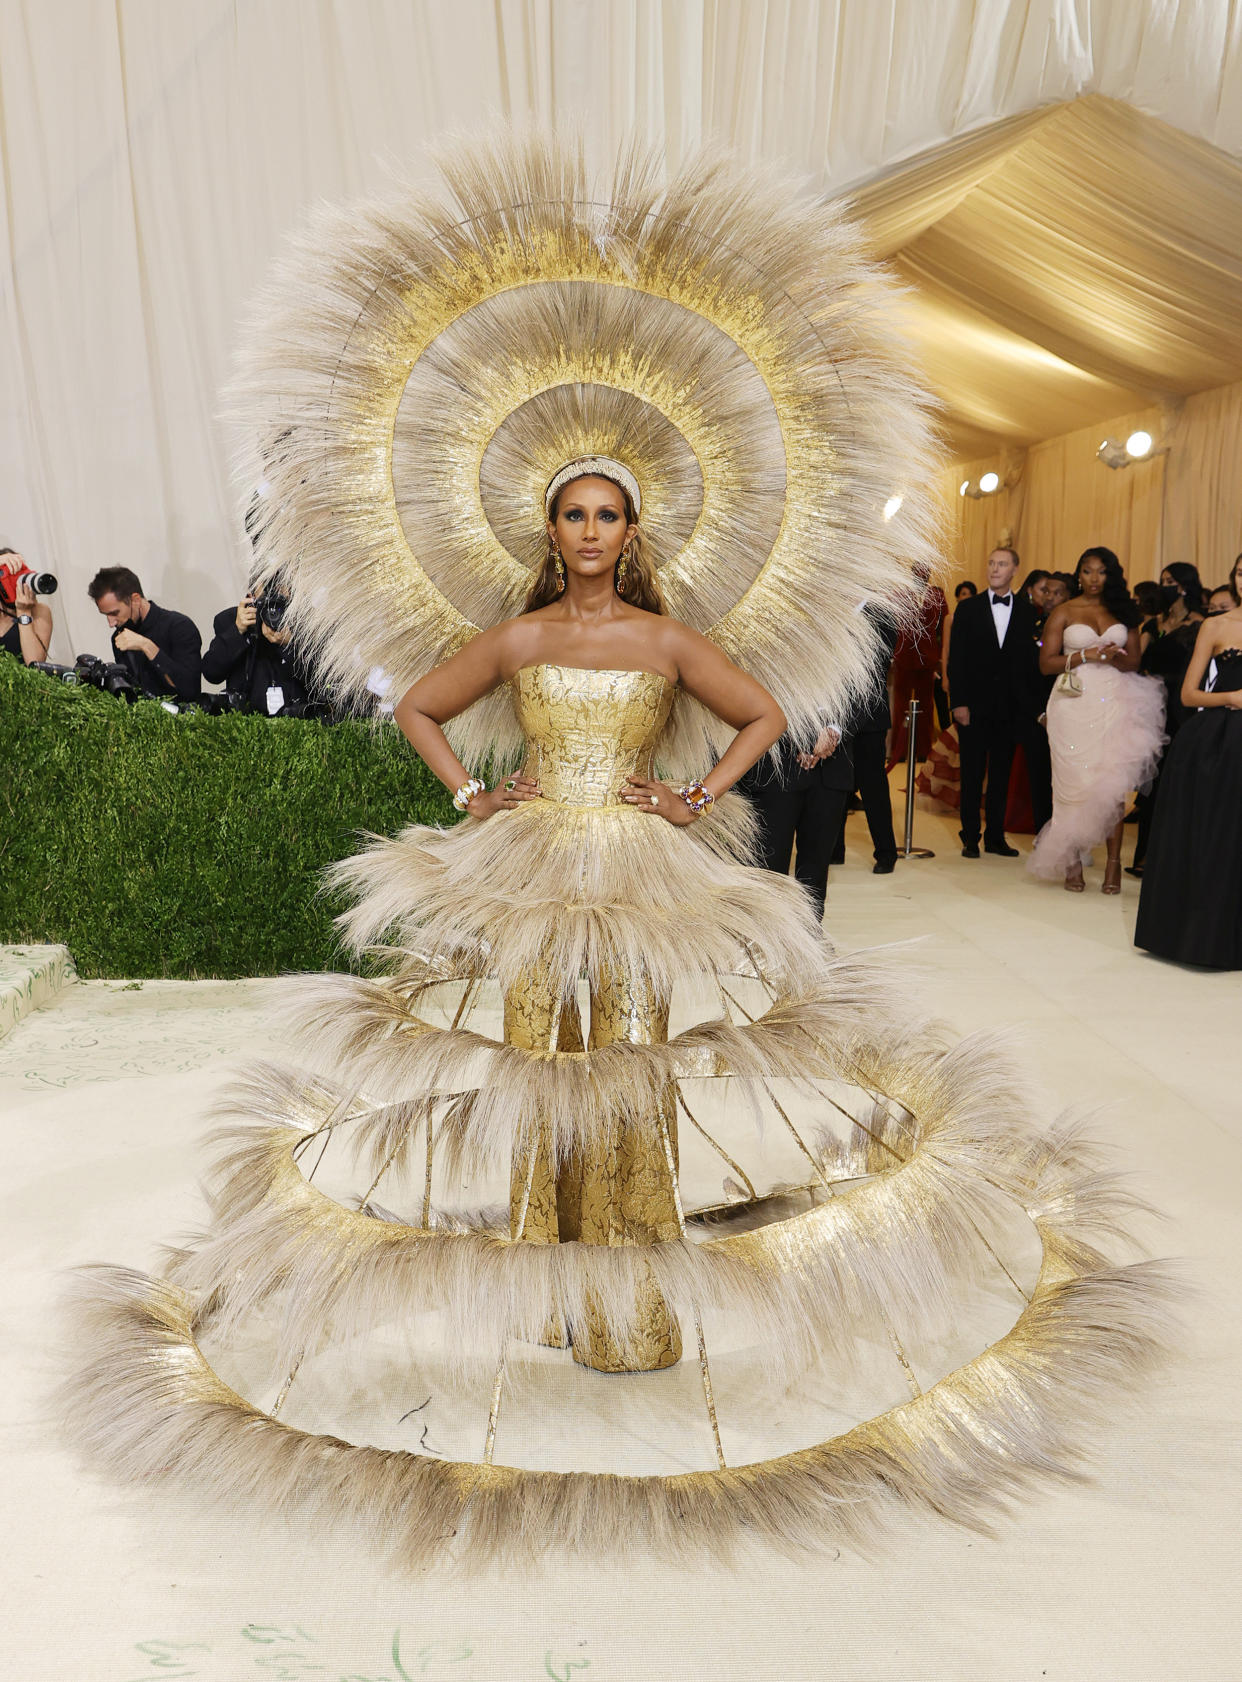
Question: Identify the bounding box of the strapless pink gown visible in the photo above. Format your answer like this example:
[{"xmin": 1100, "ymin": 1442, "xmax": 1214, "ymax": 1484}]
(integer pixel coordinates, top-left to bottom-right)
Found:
[{"xmin": 1029, "ymin": 623, "xmax": 1166, "ymax": 877}]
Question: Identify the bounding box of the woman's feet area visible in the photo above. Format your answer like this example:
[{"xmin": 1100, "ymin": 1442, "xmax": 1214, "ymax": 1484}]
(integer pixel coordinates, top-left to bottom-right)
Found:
[
  {"xmin": 1102, "ymin": 855, "xmax": 1122, "ymax": 894},
  {"xmin": 1064, "ymin": 864, "xmax": 1086, "ymax": 892}
]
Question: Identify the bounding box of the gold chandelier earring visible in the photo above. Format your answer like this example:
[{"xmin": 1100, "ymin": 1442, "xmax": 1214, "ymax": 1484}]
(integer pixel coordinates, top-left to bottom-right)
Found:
[
  {"xmin": 616, "ymin": 544, "xmax": 631, "ymax": 595},
  {"xmin": 551, "ymin": 538, "xmax": 565, "ymax": 591}
]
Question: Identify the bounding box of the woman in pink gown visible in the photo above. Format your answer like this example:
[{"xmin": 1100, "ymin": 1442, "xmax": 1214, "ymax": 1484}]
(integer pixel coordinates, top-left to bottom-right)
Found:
[{"xmin": 1030, "ymin": 548, "xmax": 1165, "ymax": 893}]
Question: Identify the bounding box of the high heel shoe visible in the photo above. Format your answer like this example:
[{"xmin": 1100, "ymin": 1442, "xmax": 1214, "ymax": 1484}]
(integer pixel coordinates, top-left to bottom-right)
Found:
[
  {"xmin": 1064, "ymin": 868, "xmax": 1085, "ymax": 892},
  {"xmin": 1102, "ymin": 857, "xmax": 1122, "ymax": 895}
]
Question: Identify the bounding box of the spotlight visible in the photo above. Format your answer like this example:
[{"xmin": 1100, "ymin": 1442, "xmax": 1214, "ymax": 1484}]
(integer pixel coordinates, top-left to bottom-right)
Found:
[
  {"xmin": 978, "ymin": 471, "xmax": 1000, "ymax": 494},
  {"xmin": 883, "ymin": 495, "xmax": 903, "ymax": 521},
  {"xmin": 959, "ymin": 480, "xmax": 970, "ymax": 497},
  {"xmin": 1097, "ymin": 431, "xmax": 1163, "ymax": 471}
]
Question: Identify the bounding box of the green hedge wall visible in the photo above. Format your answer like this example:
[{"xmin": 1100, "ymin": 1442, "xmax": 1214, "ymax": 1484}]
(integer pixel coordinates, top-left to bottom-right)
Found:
[{"xmin": 1, "ymin": 661, "xmax": 455, "ymax": 978}]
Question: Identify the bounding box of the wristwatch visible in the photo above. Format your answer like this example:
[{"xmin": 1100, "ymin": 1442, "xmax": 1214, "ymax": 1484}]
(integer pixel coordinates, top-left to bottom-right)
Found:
[{"xmin": 16, "ymin": 613, "xmax": 32, "ymax": 626}]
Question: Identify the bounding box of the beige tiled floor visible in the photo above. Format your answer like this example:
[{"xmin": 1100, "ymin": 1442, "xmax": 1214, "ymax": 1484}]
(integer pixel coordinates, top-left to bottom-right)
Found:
[{"xmin": 4, "ymin": 794, "xmax": 1238, "ymax": 1680}]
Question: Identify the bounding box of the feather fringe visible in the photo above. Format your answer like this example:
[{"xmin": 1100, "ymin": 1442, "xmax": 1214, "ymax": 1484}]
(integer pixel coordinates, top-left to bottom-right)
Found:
[
  {"xmin": 58, "ymin": 1236, "xmax": 1178, "ymax": 1569},
  {"xmin": 159, "ymin": 1037, "xmax": 1141, "ymax": 1391}
]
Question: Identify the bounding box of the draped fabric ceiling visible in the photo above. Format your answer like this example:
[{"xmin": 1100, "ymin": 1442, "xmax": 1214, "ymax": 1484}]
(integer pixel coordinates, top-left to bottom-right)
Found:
[
  {"xmin": 4, "ymin": 1, "xmax": 1242, "ymax": 660},
  {"xmin": 849, "ymin": 94, "xmax": 1242, "ymax": 463}
]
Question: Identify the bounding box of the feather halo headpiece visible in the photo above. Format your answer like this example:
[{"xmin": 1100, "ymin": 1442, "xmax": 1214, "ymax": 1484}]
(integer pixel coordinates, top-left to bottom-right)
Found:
[{"xmin": 228, "ymin": 133, "xmax": 942, "ymax": 764}]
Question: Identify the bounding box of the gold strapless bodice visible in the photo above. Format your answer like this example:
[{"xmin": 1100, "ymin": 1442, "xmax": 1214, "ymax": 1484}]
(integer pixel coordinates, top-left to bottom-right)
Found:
[{"xmin": 510, "ymin": 664, "xmax": 675, "ymax": 807}]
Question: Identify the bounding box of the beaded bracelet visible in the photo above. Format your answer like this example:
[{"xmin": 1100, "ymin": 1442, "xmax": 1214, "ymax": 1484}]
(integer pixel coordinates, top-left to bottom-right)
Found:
[
  {"xmin": 677, "ymin": 780, "xmax": 715, "ymax": 815},
  {"xmin": 452, "ymin": 775, "xmax": 486, "ymax": 812}
]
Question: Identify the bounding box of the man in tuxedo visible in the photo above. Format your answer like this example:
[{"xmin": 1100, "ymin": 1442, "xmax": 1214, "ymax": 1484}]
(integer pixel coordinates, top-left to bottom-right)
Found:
[{"xmin": 947, "ymin": 546, "xmax": 1052, "ymax": 858}]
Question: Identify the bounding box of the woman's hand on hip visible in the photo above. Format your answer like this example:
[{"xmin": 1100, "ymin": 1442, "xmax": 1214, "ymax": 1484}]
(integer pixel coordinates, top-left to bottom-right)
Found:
[
  {"xmin": 468, "ymin": 776, "xmax": 541, "ymax": 819},
  {"xmin": 621, "ymin": 776, "xmax": 697, "ymax": 825}
]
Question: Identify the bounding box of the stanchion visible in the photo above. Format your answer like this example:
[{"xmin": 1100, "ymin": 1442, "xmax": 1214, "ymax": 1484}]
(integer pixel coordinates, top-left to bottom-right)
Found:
[{"xmin": 899, "ymin": 697, "xmax": 934, "ymax": 860}]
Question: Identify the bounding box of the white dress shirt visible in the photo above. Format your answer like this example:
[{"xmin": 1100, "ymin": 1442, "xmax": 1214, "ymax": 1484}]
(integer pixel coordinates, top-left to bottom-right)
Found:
[{"xmin": 989, "ymin": 591, "xmax": 1013, "ymax": 645}]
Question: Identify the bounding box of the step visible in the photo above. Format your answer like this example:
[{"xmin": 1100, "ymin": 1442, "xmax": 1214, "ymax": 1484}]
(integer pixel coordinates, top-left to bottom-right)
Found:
[{"xmin": 0, "ymin": 945, "xmax": 78, "ymax": 1041}]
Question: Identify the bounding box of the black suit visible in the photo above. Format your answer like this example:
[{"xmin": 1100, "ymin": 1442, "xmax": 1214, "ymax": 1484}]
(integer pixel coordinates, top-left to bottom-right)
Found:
[
  {"xmin": 845, "ymin": 610, "xmax": 900, "ymax": 866},
  {"xmin": 742, "ymin": 729, "xmax": 854, "ymax": 921},
  {"xmin": 948, "ymin": 590, "xmax": 1052, "ymax": 846}
]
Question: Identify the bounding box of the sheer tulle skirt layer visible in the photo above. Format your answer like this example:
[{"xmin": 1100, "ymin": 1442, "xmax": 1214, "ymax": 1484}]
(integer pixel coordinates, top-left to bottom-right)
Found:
[{"xmin": 1029, "ymin": 668, "xmax": 1165, "ymax": 878}]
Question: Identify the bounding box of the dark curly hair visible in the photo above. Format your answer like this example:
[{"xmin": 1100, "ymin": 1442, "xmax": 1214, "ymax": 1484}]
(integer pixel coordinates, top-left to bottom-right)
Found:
[{"xmin": 1075, "ymin": 547, "xmax": 1141, "ymax": 628}]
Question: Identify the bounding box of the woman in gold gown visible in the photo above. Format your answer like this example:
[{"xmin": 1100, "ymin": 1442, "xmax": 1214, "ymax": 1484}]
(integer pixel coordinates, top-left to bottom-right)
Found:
[
  {"xmin": 391, "ymin": 456, "xmax": 788, "ymax": 1373},
  {"xmin": 65, "ymin": 136, "xmax": 1174, "ymax": 1569}
]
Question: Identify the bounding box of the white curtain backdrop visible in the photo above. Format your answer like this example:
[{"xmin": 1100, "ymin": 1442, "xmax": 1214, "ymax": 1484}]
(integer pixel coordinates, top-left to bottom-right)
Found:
[{"xmin": 5, "ymin": 0, "xmax": 1242, "ymax": 661}]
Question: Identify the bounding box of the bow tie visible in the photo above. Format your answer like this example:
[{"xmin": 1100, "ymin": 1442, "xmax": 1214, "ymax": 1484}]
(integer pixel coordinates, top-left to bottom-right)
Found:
[{"xmin": 991, "ymin": 593, "xmax": 1012, "ymax": 606}]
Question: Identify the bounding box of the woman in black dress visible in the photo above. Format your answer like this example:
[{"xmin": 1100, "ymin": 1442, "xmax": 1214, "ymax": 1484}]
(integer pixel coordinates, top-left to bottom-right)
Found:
[{"xmin": 1135, "ymin": 558, "xmax": 1242, "ymax": 968}]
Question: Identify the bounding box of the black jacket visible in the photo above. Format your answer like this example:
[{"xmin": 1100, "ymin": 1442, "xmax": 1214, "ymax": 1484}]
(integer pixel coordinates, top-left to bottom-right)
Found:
[
  {"xmin": 853, "ymin": 608, "xmax": 901, "ymax": 736},
  {"xmin": 947, "ymin": 591, "xmax": 1044, "ymax": 723},
  {"xmin": 201, "ymin": 606, "xmax": 315, "ymax": 712},
  {"xmin": 112, "ymin": 600, "xmax": 201, "ymax": 700},
  {"xmin": 741, "ymin": 726, "xmax": 856, "ymax": 795}
]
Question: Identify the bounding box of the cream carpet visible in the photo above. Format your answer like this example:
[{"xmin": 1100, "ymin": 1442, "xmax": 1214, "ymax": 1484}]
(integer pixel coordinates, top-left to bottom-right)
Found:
[{"xmin": 3, "ymin": 797, "xmax": 1237, "ymax": 1681}]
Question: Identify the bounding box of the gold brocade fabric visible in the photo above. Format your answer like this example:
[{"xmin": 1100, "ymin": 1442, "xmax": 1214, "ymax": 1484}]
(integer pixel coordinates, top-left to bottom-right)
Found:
[
  {"xmin": 504, "ymin": 664, "xmax": 682, "ymax": 1372},
  {"xmin": 510, "ymin": 663, "xmax": 674, "ymax": 807}
]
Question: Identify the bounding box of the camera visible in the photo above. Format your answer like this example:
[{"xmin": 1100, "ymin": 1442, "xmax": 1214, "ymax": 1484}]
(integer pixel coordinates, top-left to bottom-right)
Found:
[
  {"xmin": 74, "ymin": 652, "xmax": 138, "ymax": 700},
  {"xmin": 28, "ymin": 660, "xmax": 79, "ymax": 684},
  {"xmin": 255, "ymin": 591, "xmax": 288, "ymax": 634},
  {"xmin": 0, "ymin": 567, "xmax": 58, "ymax": 605}
]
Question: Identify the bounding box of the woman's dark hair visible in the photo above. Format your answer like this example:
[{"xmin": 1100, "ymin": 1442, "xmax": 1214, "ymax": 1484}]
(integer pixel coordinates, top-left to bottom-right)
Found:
[
  {"xmin": 1226, "ymin": 554, "xmax": 1242, "ymax": 605},
  {"xmin": 1161, "ymin": 561, "xmax": 1204, "ymax": 615},
  {"xmin": 1019, "ymin": 569, "xmax": 1049, "ymax": 597},
  {"xmin": 1132, "ymin": 579, "xmax": 1162, "ymax": 620},
  {"xmin": 954, "ymin": 580, "xmax": 978, "ymax": 600},
  {"xmin": 1074, "ymin": 547, "xmax": 1140, "ymax": 627},
  {"xmin": 524, "ymin": 477, "xmax": 666, "ymax": 615}
]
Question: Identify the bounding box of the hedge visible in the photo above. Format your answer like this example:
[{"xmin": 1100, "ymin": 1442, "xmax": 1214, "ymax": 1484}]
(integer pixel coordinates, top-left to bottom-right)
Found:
[{"xmin": 1, "ymin": 660, "xmax": 456, "ymax": 978}]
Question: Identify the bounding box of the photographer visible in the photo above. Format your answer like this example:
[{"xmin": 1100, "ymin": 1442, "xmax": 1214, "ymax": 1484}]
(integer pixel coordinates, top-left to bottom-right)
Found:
[
  {"xmin": 202, "ymin": 587, "xmax": 316, "ymax": 714},
  {"xmin": 87, "ymin": 567, "xmax": 201, "ymax": 701},
  {"xmin": 0, "ymin": 549, "xmax": 55, "ymax": 665}
]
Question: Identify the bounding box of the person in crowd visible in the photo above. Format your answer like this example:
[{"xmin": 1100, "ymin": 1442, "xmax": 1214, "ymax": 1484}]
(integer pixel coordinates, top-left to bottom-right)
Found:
[
  {"xmin": 947, "ymin": 545, "xmax": 1052, "ymax": 858},
  {"xmin": 1207, "ymin": 583, "xmax": 1238, "ymax": 616},
  {"xmin": 1042, "ymin": 573, "xmax": 1073, "ymax": 614},
  {"xmin": 742, "ymin": 718, "xmax": 854, "ymax": 919},
  {"xmin": 887, "ymin": 572, "xmax": 946, "ymax": 769},
  {"xmin": 1020, "ymin": 569, "xmax": 1051, "ymax": 613},
  {"xmin": 0, "ymin": 548, "xmax": 54, "ymax": 664},
  {"xmin": 1135, "ymin": 555, "xmax": 1242, "ymax": 968},
  {"xmin": 202, "ymin": 585, "xmax": 317, "ymax": 714},
  {"xmin": 1140, "ymin": 563, "xmax": 1204, "ymax": 652},
  {"xmin": 1132, "ymin": 579, "xmax": 1162, "ymax": 622},
  {"xmin": 87, "ymin": 567, "xmax": 202, "ymax": 701},
  {"xmin": 1031, "ymin": 547, "xmax": 1164, "ymax": 893},
  {"xmin": 914, "ymin": 581, "xmax": 977, "ymax": 812},
  {"xmin": 838, "ymin": 604, "xmax": 900, "ymax": 872},
  {"xmin": 1128, "ymin": 562, "xmax": 1205, "ymax": 874}
]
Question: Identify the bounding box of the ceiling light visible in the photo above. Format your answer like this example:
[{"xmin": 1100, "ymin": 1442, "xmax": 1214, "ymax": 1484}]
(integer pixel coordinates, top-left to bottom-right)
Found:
[
  {"xmin": 883, "ymin": 495, "xmax": 903, "ymax": 521},
  {"xmin": 1125, "ymin": 430, "xmax": 1153, "ymax": 459},
  {"xmin": 978, "ymin": 471, "xmax": 1000, "ymax": 494},
  {"xmin": 958, "ymin": 480, "xmax": 970, "ymax": 497}
]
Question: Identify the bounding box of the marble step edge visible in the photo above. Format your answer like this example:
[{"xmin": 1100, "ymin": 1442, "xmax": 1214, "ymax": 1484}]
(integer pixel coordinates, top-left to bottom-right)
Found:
[{"xmin": 0, "ymin": 944, "xmax": 78, "ymax": 1041}]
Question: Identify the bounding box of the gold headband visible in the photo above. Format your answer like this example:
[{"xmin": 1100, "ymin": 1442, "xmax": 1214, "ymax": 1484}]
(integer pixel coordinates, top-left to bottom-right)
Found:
[{"xmin": 543, "ymin": 456, "xmax": 641, "ymax": 518}]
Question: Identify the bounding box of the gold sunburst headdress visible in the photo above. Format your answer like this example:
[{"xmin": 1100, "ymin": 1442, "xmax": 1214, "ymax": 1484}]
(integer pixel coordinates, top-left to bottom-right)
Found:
[{"xmin": 229, "ymin": 133, "xmax": 942, "ymax": 764}]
